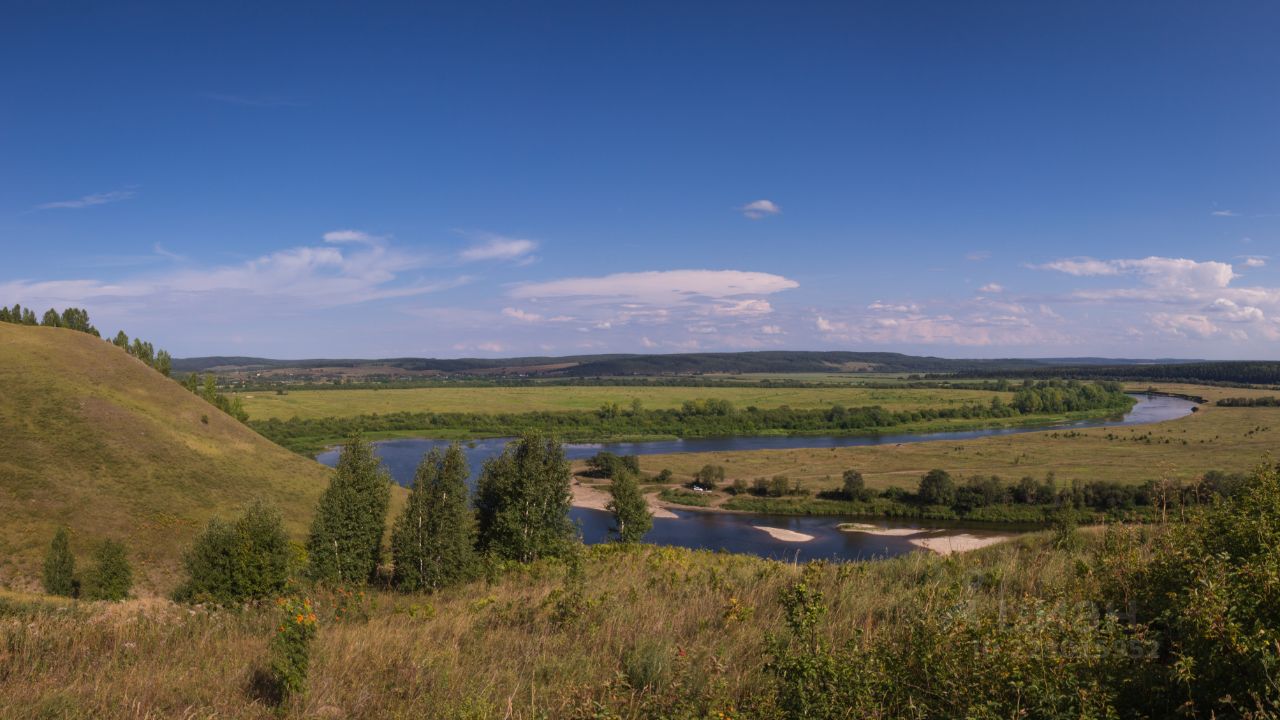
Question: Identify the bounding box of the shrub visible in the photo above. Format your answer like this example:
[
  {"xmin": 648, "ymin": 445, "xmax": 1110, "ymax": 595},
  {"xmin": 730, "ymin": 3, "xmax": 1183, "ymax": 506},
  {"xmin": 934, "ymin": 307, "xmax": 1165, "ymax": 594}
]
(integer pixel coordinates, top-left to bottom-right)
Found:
[
  {"xmin": 42, "ymin": 527, "xmax": 77, "ymax": 598},
  {"xmin": 176, "ymin": 501, "xmax": 292, "ymax": 605},
  {"xmin": 81, "ymin": 540, "xmax": 132, "ymax": 601},
  {"xmin": 1123, "ymin": 462, "xmax": 1280, "ymax": 715}
]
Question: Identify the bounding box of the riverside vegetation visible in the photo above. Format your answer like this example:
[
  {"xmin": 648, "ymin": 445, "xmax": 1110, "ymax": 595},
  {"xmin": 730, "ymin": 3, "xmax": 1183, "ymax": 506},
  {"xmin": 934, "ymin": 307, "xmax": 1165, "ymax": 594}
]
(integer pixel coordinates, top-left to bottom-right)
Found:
[
  {"xmin": 251, "ymin": 380, "xmax": 1135, "ymax": 454},
  {"xmin": 7, "ymin": 461, "xmax": 1280, "ymax": 717}
]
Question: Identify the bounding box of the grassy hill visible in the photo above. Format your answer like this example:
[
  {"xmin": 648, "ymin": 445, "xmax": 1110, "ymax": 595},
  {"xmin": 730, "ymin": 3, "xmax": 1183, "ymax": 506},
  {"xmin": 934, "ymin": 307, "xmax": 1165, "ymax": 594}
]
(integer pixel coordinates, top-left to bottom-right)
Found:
[{"xmin": 0, "ymin": 323, "xmax": 337, "ymax": 595}]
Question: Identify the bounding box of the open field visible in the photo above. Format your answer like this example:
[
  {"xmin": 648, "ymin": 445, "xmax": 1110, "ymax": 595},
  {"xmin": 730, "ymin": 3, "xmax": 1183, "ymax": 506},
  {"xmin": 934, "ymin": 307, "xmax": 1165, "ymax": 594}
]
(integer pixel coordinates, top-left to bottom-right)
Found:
[
  {"xmin": 631, "ymin": 383, "xmax": 1280, "ymax": 493},
  {"xmin": 235, "ymin": 384, "xmax": 1016, "ymax": 421}
]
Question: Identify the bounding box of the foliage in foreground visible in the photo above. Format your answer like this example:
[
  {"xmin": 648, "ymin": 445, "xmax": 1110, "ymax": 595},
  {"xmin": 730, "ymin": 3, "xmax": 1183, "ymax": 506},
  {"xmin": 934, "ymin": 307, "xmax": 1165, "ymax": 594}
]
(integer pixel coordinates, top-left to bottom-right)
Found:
[
  {"xmin": 306, "ymin": 433, "xmax": 391, "ymax": 585},
  {"xmin": 475, "ymin": 431, "xmax": 575, "ymax": 563},
  {"xmin": 390, "ymin": 444, "xmax": 477, "ymax": 591},
  {"xmin": 175, "ymin": 501, "xmax": 293, "ymax": 606}
]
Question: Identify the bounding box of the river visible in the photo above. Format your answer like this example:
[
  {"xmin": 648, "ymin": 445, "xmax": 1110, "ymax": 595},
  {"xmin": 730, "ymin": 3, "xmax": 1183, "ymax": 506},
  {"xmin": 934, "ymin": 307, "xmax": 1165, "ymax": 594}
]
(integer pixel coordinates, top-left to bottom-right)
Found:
[{"xmin": 314, "ymin": 393, "xmax": 1196, "ymax": 561}]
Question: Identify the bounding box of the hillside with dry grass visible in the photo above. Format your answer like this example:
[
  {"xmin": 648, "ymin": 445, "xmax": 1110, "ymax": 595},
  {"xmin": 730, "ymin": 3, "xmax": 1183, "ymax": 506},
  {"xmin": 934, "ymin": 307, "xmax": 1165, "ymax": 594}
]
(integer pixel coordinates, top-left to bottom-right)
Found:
[{"xmin": 0, "ymin": 323, "xmax": 336, "ymax": 594}]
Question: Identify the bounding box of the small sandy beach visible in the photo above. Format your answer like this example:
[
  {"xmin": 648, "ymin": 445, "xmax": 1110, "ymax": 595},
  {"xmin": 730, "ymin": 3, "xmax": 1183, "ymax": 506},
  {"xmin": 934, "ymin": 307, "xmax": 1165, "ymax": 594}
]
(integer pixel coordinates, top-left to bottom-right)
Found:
[
  {"xmin": 908, "ymin": 533, "xmax": 1011, "ymax": 555},
  {"xmin": 837, "ymin": 522, "xmax": 926, "ymax": 537},
  {"xmin": 571, "ymin": 482, "xmax": 679, "ymax": 519},
  {"xmin": 752, "ymin": 525, "xmax": 815, "ymax": 542}
]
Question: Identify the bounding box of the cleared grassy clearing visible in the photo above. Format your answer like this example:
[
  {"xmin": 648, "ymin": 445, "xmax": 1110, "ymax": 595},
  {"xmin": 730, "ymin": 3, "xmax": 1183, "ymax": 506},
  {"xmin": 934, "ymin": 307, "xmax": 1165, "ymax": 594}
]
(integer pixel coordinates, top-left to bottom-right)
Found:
[
  {"xmin": 633, "ymin": 384, "xmax": 1277, "ymax": 493},
  {"xmin": 235, "ymin": 384, "xmax": 1014, "ymax": 421}
]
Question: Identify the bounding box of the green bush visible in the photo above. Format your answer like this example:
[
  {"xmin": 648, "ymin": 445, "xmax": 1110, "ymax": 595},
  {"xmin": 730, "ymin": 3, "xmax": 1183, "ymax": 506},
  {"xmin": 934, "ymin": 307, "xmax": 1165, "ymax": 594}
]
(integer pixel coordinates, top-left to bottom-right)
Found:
[
  {"xmin": 175, "ymin": 501, "xmax": 292, "ymax": 605},
  {"xmin": 42, "ymin": 527, "xmax": 77, "ymax": 598},
  {"xmin": 1120, "ymin": 462, "xmax": 1280, "ymax": 714},
  {"xmin": 81, "ymin": 540, "xmax": 132, "ymax": 601}
]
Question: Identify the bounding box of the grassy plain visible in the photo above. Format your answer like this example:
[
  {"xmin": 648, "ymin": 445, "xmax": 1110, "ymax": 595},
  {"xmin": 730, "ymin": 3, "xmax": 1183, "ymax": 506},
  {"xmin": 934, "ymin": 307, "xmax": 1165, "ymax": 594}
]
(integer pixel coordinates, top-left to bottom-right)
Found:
[
  {"xmin": 633, "ymin": 383, "xmax": 1280, "ymax": 494},
  {"xmin": 235, "ymin": 384, "xmax": 1015, "ymax": 420}
]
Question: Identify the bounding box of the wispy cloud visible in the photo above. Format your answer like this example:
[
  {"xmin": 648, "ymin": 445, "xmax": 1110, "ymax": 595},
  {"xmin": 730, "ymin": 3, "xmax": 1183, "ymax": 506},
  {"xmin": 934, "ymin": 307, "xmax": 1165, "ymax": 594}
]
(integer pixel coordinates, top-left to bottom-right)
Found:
[
  {"xmin": 36, "ymin": 189, "xmax": 136, "ymax": 210},
  {"xmin": 323, "ymin": 229, "xmax": 384, "ymax": 245},
  {"xmin": 1034, "ymin": 256, "xmax": 1237, "ymax": 290},
  {"xmin": 740, "ymin": 199, "xmax": 781, "ymax": 220},
  {"xmin": 459, "ymin": 234, "xmax": 537, "ymax": 262},
  {"xmin": 511, "ymin": 269, "xmax": 797, "ymax": 303},
  {"xmin": 0, "ymin": 233, "xmax": 461, "ymax": 316},
  {"xmin": 1211, "ymin": 209, "xmax": 1240, "ymax": 217},
  {"xmin": 979, "ymin": 283, "xmax": 1004, "ymax": 293}
]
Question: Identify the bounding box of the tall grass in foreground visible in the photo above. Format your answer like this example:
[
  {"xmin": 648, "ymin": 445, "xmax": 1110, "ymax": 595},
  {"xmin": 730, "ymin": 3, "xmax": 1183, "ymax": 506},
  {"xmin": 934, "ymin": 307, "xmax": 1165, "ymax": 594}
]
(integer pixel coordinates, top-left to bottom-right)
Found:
[
  {"xmin": 2, "ymin": 536, "xmax": 1083, "ymax": 719},
  {"xmin": 6, "ymin": 459, "xmax": 1280, "ymax": 718}
]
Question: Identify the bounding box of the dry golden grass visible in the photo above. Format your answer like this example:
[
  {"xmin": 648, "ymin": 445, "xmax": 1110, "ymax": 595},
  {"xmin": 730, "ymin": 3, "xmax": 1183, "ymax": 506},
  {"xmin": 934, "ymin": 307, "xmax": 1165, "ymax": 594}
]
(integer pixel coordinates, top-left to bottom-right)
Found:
[
  {"xmin": 0, "ymin": 324, "xmax": 405, "ymax": 595},
  {"xmin": 0, "ymin": 537, "xmax": 1082, "ymax": 719}
]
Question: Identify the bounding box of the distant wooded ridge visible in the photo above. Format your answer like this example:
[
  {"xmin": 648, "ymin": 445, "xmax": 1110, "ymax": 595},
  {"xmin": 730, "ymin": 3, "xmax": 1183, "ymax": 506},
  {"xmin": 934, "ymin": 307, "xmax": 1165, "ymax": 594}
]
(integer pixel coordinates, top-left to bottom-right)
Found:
[{"xmin": 173, "ymin": 350, "xmax": 1200, "ymax": 377}]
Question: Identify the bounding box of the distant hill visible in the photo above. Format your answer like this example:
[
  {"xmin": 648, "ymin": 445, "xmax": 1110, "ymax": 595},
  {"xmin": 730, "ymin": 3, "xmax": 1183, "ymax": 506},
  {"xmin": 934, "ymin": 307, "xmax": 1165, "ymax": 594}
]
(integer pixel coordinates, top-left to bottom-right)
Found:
[
  {"xmin": 173, "ymin": 350, "xmax": 1196, "ymax": 379},
  {"xmin": 0, "ymin": 324, "xmax": 341, "ymax": 594}
]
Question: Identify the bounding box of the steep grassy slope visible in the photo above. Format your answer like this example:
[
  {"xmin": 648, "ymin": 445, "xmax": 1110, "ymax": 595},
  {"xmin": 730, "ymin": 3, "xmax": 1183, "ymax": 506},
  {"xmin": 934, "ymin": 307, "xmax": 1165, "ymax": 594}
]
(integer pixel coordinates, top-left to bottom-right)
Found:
[{"xmin": 0, "ymin": 324, "xmax": 336, "ymax": 594}]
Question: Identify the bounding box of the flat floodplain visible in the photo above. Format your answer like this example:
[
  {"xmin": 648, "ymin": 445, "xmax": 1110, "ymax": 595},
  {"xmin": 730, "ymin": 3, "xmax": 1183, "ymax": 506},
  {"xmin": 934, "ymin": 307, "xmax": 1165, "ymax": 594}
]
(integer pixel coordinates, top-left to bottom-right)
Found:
[
  {"xmin": 630, "ymin": 383, "xmax": 1280, "ymax": 489},
  {"xmin": 235, "ymin": 384, "xmax": 1015, "ymax": 420}
]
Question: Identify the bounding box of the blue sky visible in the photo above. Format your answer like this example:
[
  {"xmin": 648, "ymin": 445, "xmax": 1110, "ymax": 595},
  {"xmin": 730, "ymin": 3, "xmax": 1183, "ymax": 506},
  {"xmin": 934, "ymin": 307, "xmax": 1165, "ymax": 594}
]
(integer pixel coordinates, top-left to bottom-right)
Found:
[{"xmin": 2, "ymin": 2, "xmax": 1278, "ymax": 358}]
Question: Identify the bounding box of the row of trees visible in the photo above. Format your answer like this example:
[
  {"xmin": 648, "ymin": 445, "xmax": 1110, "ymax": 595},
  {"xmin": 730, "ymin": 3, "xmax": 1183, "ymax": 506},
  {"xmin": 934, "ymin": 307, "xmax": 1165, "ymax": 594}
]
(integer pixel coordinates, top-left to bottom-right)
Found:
[
  {"xmin": 181, "ymin": 372, "xmax": 249, "ymax": 422},
  {"xmin": 1, "ymin": 303, "xmax": 176, "ymax": 377},
  {"xmin": 255, "ymin": 380, "xmax": 1135, "ymax": 453},
  {"xmin": 812, "ymin": 467, "xmax": 1252, "ymax": 517},
  {"xmin": 1, "ymin": 304, "xmax": 100, "ymax": 335},
  {"xmin": 174, "ymin": 432, "xmax": 653, "ymax": 606}
]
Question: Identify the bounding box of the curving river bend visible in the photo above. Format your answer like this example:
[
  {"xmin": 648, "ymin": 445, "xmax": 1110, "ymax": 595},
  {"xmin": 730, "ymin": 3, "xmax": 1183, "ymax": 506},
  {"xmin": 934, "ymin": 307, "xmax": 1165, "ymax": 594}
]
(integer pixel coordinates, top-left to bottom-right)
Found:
[{"xmin": 316, "ymin": 394, "xmax": 1197, "ymax": 561}]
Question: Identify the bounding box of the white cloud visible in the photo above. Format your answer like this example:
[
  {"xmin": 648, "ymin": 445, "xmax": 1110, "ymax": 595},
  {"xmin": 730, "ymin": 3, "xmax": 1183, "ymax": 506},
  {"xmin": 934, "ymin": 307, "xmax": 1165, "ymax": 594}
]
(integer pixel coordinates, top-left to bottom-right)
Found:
[
  {"xmin": 459, "ymin": 235, "xmax": 537, "ymax": 262},
  {"xmin": 1243, "ymin": 257, "xmax": 1267, "ymax": 268},
  {"xmin": 323, "ymin": 229, "xmax": 382, "ymax": 245},
  {"xmin": 501, "ymin": 307, "xmax": 544, "ymax": 323},
  {"xmin": 710, "ymin": 299, "xmax": 774, "ymax": 317},
  {"xmin": 965, "ymin": 251, "xmax": 991, "ymax": 262},
  {"xmin": 511, "ymin": 269, "xmax": 798, "ymax": 303},
  {"xmin": 867, "ymin": 301, "xmax": 920, "ymax": 313},
  {"xmin": 1151, "ymin": 313, "xmax": 1221, "ymax": 338},
  {"xmin": 760, "ymin": 325, "xmax": 783, "ymax": 335},
  {"xmin": 1211, "ymin": 209, "xmax": 1240, "ymax": 217},
  {"xmin": 0, "ymin": 234, "xmax": 459, "ymax": 317},
  {"xmin": 1036, "ymin": 256, "xmax": 1236, "ymax": 290},
  {"xmin": 1206, "ymin": 298, "xmax": 1265, "ymax": 323},
  {"xmin": 36, "ymin": 189, "xmax": 136, "ymax": 210},
  {"xmin": 979, "ymin": 283, "xmax": 1004, "ymax": 293},
  {"xmin": 740, "ymin": 199, "xmax": 781, "ymax": 220}
]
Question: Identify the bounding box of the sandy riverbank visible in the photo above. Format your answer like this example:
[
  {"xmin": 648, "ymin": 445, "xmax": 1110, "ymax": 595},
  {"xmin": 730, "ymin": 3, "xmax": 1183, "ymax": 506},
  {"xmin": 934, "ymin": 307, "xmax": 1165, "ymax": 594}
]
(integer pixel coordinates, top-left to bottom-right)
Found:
[
  {"xmin": 571, "ymin": 482, "xmax": 679, "ymax": 519},
  {"xmin": 836, "ymin": 522, "xmax": 925, "ymax": 537},
  {"xmin": 908, "ymin": 534, "xmax": 1012, "ymax": 555},
  {"xmin": 752, "ymin": 526, "xmax": 815, "ymax": 542}
]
